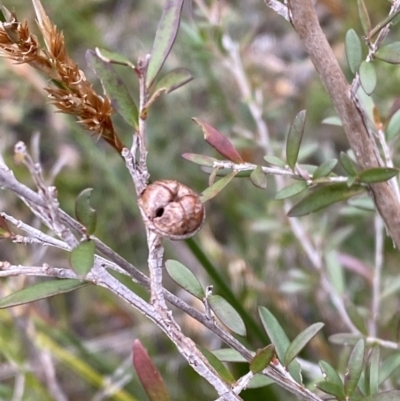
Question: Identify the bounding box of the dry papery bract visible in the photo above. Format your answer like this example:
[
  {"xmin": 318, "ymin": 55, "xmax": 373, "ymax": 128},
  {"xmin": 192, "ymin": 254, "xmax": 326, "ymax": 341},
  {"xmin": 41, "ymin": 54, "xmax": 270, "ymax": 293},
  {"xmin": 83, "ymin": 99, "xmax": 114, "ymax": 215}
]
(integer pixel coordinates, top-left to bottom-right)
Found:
[{"xmin": 0, "ymin": 3, "xmax": 123, "ymax": 151}]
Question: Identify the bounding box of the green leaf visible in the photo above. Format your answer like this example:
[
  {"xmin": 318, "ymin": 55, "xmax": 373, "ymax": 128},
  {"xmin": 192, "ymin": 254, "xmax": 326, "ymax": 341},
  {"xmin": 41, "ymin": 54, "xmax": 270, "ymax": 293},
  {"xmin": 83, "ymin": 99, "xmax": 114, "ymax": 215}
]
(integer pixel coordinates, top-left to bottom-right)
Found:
[
  {"xmin": 357, "ymin": 0, "xmax": 371, "ymax": 35},
  {"xmin": 375, "ymin": 42, "xmax": 400, "ymax": 64},
  {"xmin": 313, "ymin": 159, "xmax": 338, "ymax": 179},
  {"xmin": 208, "ymin": 295, "xmax": 246, "ymax": 336},
  {"xmin": 359, "ymin": 61, "xmax": 377, "ymax": 95},
  {"xmin": 197, "ymin": 345, "xmax": 235, "ymax": 384},
  {"xmin": 322, "ymin": 116, "xmax": 342, "ymax": 126},
  {"xmin": 329, "ymin": 333, "xmax": 364, "ymax": 345},
  {"xmin": 247, "ymin": 375, "xmax": 274, "ymax": 389},
  {"xmin": 386, "ymin": 109, "xmax": 400, "ymax": 140},
  {"xmin": 348, "ymin": 196, "xmax": 375, "ymax": 211},
  {"xmin": 86, "ymin": 50, "xmax": 139, "ymax": 130},
  {"xmin": 367, "ymin": 347, "xmax": 380, "ymax": 395},
  {"xmin": 212, "ymin": 349, "xmax": 248, "ymax": 363},
  {"xmin": 193, "ymin": 118, "xmax": 243, "ymax": 163},
  {"xmin": 288, "ymin": 183, "xmax": 366, "ymax": 217},
  {"xmin": 250, "ymin": 166, "xmax": 267, "ymax": 189},
  {"xmin": 263, "ymin": 155, "xmax": 286, "ymax": 167},
  {"xmin": 154, "ymin": 68, "xmax": 193, "ymax": 94},
  {"xmin": 200, "ymin": 171, "xmax": 237, "ymax": 203},
  {"xmin": 340, "ymin": 151, "xmax": 358, "ymax": 176},
  {"xmin": 275, "ymin": 181, "xmax": 308, "ymax": 200},
  {"xmin": 165, "ymin": 260, "xmax": 204, "ymax": 299},
  {"xmin": 0, "ymin": 279, "xmax": 87, "ymax": 308},
  {"xmin": 181, "ymin": 153, "xmax": 218, "ymax": 167},
  {"xmin": 379, "ymin": 353, "xmax": 400, "ymax": 384},
  {"xmin": 345, "ymin": 29, "xmax": 363, "ymax": 74},
  {"xmin": 146, "ymin": 0, "xmax": 184, "ymax": 88},
  {"xmin": 200, "ymin": 166, "xmax": 251, "ymax": 178},
  {"xmin": 95, "ymin": 47, "xmax": 135, "ymax": 68},
  {"xmin": 258, "ymin": 307, "xmax": 302, "ymax": 383},
  {"xmin": 133, "ymin": 340, "xmax": 171, "ymax": 401},
  {"xmin": 359, "ymin": 391, "xmax": 400, "ymax": 401},
  {"xmin": 319, "ymin": 360, "xmax": 343, "ymax": 387},
  {"xmin": 75, "ymin": 188, "xmax": 97, "ymax": 235},
  {"xmin": 346, "ymin": 302, "xmax": 368, "ymax": 335},
  {"xmin": 284, "ymin": 323, "xmax": 324, "ymax": 367},
  {"xmin": 70, "ymin": 240, "xmax": 95, "ymax": 278},
  {"xmin": 358, "ymin": 167, "xmax": 398, "ymax": 183},
  {"xmin": 316, "ymin": 381, "xmax": 346, "ymax": 399},
  {"xmin": 250, "ymin": 344, "xmax": 275, "ymax": 374},
  {"xmin": 286, "ymin": 110, "xmax": 307, "ymax": 170},
  {"xmin": 344, "ymin": 339, "xmax": 365, "ymax": 397}
]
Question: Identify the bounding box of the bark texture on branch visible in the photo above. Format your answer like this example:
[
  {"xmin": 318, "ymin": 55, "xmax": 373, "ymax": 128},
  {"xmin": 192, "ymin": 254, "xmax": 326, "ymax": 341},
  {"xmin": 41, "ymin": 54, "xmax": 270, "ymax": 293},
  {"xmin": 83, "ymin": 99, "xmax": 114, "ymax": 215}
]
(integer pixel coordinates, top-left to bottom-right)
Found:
[{"xmin": 287, "ymin": 0, "xmax": 400, "ymax": 248}]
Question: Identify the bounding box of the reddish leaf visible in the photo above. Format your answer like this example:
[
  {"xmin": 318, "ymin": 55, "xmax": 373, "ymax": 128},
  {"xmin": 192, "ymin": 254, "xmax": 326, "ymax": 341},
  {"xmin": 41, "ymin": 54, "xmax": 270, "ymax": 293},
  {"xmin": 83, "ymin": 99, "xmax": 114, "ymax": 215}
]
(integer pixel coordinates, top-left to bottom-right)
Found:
[
  {"xmin": 192, "ymin": 118, "xmax": 244, "ymax": 163},
  {"xmin": 133, "ymin": 340, "xmax": 170, "ymax": 401}
]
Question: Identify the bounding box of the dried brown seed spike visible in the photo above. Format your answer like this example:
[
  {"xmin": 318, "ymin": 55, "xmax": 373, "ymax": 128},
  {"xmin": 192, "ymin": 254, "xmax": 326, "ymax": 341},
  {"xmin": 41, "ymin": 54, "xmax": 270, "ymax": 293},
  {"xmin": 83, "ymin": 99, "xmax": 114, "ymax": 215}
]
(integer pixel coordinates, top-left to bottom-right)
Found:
[{"xmin": 138, "ymin": 180, "xmax": 205, "ymax": 240}]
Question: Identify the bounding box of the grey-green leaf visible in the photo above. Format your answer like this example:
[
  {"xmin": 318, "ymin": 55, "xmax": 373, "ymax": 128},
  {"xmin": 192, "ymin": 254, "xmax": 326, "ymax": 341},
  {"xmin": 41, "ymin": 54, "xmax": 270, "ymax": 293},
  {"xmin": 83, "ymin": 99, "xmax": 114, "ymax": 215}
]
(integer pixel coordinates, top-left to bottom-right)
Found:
[
  {"xmin": 288, "ymin": 183, "xmax": 366, "ymax": 217},
  {"xmin": 359, "ymin": 61, "xmax": 377, "ymax": 95},
  {"xmin": 165, "ymin": 259, "xmax": 204, "ymax": 299},
  {"xmin": 379, "ymin": 353, "xmax": 400, "ymax": 384},
  {"xmin": 375, "ymin": 42, "xmax": 400, "ymax": 64},
  {"xmin": 359, "ymin": 391, "xmax": 400, "ymax": 401},
  {"xmin": 286, "ymin": 110, "xmax": 307, "ymax": 170},
  {"xmin": 329, "ymin": 333, "xmax": 364, "ymax": 345},
  {"xmin": 319, "ymin": 360, "xmax": 343, "ymax": 387},
  {"xmin": 247, "ymin": 375, "xmax": 275, "ymax": 389},
  {"xmin": 75, "ymin": 188, "xmax": 97, "ymax": 235},
  {"xmin": 0, "ymin": 279, "xmax": 87, "ymax": 308},
  {"xmin": 316, "ymin": 381, "xmax": 346, "ymax": 399},
  {"xmin": 345, "ymin": 29, "xmax": 362, "ymax": 74},
  {"xmin": 154, "ymin": 68, "xmax": 193, "ymax": 94},
  {"xmin": 250, "ymin": 344, "xmax": 275, "ymax": 374},
  {"xmin": 258, "ymin": 306, "xmax": 302, "ymax": 383},
  {"xmin": 95, "ymin": 47, "xmax": 135, "ymax": 68},
  {"xmin": 275, "ymin": 181, "xmax": 308, "ymax": 200},
  {"xmin": 181, "ymin": 153, "xmax": 218, "ymax": 167},
  {"xmin": 386, "ymin": 109, "xmax": 400, "ymax": 140},
  {"xmin": 346, "ymin": 302, "xmax": 368, "ymax": 335},
  {"xmin": 358, "ymin": 167, "xmax": 398, "ymax": 184},
  {"xmin": 284, "ymin": 323, "xmax": 324, "ymax": 367},
  {"xmin": 344, "ymin": 339, "xmax": 365, "ymax": 397},
  {"xmin": 212, "ymin": 349, "xmax": 248, "ymax": 363},
  {"xmin": 250, "ymin": 165, "xmax": 267, "ymax": 189},
  {"xmin": 340, "ymin": 151, "xmax": 358, "ymax": 176},
  {"xmin": 70, "ymin": 240, "xmax": 95, "ymax": 278},
  {"xmin": 208, "ymin": 295, "xmax": 246, "ymax": 336},
  {"xmin": 146, "ymin": 0, "xmax": 184, "ymax": 88},
  {"xmin": 264, "ymin": 155, "xmax": 286, "ymax": 167},
  {"xmin": 357, "ymin": 0, "xmax": 371, "ymax": 35},
  {"xmin": 313, "ymin": 159, "xmax": 338, "ymax": 179},
  {"xmin": 200, "ymin": 171, "xmax": 237, "ymax": 203},
  {"xmin": 322, "ymin": 116, "xmax": 342, "ymax": 126},
  {"xmin": 367, "ymin": 347, "xmax": 380, "ymax": 395},
  {"xmin": 86, "ymin": 50, "xmax": 139, "ymax": 129}
]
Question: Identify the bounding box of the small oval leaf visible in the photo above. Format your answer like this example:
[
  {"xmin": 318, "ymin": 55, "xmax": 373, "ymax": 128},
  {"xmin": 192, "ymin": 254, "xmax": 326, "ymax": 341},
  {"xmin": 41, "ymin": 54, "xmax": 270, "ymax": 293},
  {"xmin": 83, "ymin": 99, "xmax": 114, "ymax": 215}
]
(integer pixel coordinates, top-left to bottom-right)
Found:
[
  {"xmin": 319, "ymin": 361, "xmax": 343, "ymax": 387},
  {"xmin": 345, "ymin": 29, "xmax": 362, "ymax": 74},
  {"xmin": 208, "ymin": 295, "xmax": 246, "ymax": 336},
  {"xmin": 197, "ymin": 345, "xmax": 235, "ymax": 384},
  {"xmin": 75, "ymin": 188, "xmax": 97, "ymax": 235},
  {"xmin": 344, "ymin": 339, "xmax": 365, "ymax": 397},
  {"xmin": 375, "ymin": 42, "xmax": 400, "ymax": 64},
  {"xmin": 359, "ymin": 61, "xmax": 377, "ymax": 95},
  {"xmin": 165, "ymin": 260, "xmax": 204, "ymax": 299},
  {"xmin": 133, "ymin": 340, "xmax": 171, "ymax": 401},
  {"xmin": 329, "ymin": 333, "xmax": 364, "ymax": 345},
  {"xmin": 212, "ymin": 349, "xmax": 248, "ymax": 363},
  {"xmin": 284, "ymin": 323, "xmax": 325, "ymax": 367},
  {"xmin": 288, "ymin": 183, "xmax": 366, "ymax": 217},
  {"xmin": 0, "ymin": 279, "xmax": 87, "ymax": 308},
  {"xmin": 86, "ymin": 49, "xmax": 139, "ymax": 130},
  {"xmin": 95, "ymin": 47, "xmax": 135, "ymax": 68},
  {"xmin": 250, "ymin": 344, "xmax": 275, "ymax": 374},
  {"xmin": 70, "ymin": 240, "xmax": 95, "ymax": 278},
  {"xmin": 250, "ymin": 166, "xmax": 267, "ymax": 189},
  {"xmin": 386, "ymin": 109, "xmax": 400, "ymax": 140},
  {"xmin": 193, "ymin": 118, "xmax": 244, "ymax": 163},
  {"xmin": 316, "ymin": 381, "xmax": 346, "ymax": 399},
  {"xmin": 200, "ymin": 171, "xmax": 237, "ymax": 203},
  {"xmin": 181, "ymin": 153, "xmax": 219, "ymax": 167},
  {"xmin": 146, "ymin": 0, "xmax": 184, "ymax": 88},
  {"xmin": 357, "ymin": 0, "xmax": 371, "ymax": 35},
  {"xmin": 313, "ymin": 159, "xmax": 338, "ymax": 179},
  {"xmin": 247, "ymin": 374, "xmax": 275, "ymax": 389},
  {"xmin": 264, "ymin": 155, "xmax": 286, "ymax": 167},
  {"xmin": 358, "ymin": 167, "xmax": 398, "ymax": 184},
  {"xmin": 275, "ymin": 181, "xmax": 308, "ymax": 200},
  {"xmin": 154, "ymin": 68, "xmax": 193, "ymax": 94},
  {"xmin": 286, "ymin": 110, "xmax": 307, "ymax": 170},
  {"xmin": 340, "ymin": 151, "xmax": 358, "ymax": 176}
]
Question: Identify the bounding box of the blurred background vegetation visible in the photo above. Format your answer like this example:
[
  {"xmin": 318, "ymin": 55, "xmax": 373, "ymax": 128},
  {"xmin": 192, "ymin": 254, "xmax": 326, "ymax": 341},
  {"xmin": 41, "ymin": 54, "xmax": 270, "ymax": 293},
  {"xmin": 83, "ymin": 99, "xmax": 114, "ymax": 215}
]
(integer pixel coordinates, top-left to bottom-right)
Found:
[{"xmin": 1, "ymin": 0, "xmax": 400, "ymax": 400}]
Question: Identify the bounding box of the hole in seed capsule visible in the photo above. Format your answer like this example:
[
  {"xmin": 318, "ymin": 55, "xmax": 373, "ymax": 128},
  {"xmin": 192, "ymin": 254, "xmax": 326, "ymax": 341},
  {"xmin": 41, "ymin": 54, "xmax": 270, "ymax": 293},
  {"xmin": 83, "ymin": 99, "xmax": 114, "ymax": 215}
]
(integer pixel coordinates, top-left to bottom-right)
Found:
[{"xmin": 155, "ymin": 207, "xmax": 164, "ymax": 217}]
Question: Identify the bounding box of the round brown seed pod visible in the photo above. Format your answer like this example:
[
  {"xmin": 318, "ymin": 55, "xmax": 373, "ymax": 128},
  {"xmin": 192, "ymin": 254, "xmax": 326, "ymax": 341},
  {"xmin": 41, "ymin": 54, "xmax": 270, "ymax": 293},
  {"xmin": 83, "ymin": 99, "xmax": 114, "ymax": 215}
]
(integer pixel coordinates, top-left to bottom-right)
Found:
[{"xmin": 138, "ymin": 180, "xmax": 205, "ymax": 240}]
